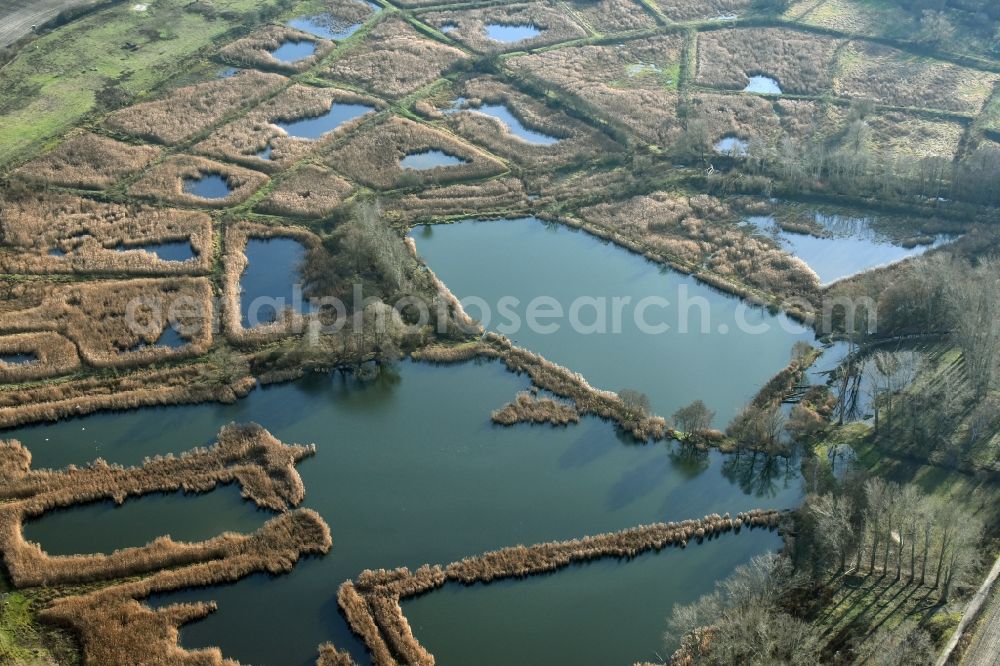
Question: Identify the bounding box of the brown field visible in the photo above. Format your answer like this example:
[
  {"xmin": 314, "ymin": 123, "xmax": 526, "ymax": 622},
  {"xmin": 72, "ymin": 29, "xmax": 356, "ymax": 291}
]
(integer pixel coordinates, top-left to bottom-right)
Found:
[
  {"xmin": 338, "ymin": 509, "xmax": 781, "ymax": 666},
  {"xmin": 0, "ymin": 332, "xmax": 79, "ymax": 383},
  {"xmin": 13, "ymin": 132, "xmax": 161, "ymax": 190},
  {"xmin": 219, "ymin": 24, "xmax": 335, "ymax": 74},
  {"xmin": 783, "ymin": 0, "xmax": 917, "ymax": 38},
  {"xmin": 258, "ymin": 165, "xmax": 354, "ymax": 218},
  {"xmin": 0, "ymin": 362, "xmax": 256, "ymax": 429},
  {"xmin": 578, "ymin": 192, "xmax": 820, "ymax": 304},
  {"xmin": 0, "ymin": 277, "xmax": 214, "ymax": 368},
  {"xmin": 0, "ymin": 424, "xmax": 313, "ymax": 587},
  {"xmin": 221, "ymin": 222, "xmax": 323, "ymax": 345},
  {"xmin": 105, "ymin": 70, "xmax": 288, "ymax": 144},
  {"xmin": 866, "ymin": 111, "xmax": 965, "ymax": 161},
  {"xmin": 0, "ymin": 192, "xmax": 213, "ymax": 275},
  {"xmin": 695, "ymin": 27, "xmax": 843, "ymax": 95},
  {"xmin": 507, "ymin": 35, "xmax": 686, "ymax": 145},
  {"xmin": 42, "ymin": 509, "xmax": 330, "ymax": 666},
  {"xmin": 653, "ymin": 0, "xmax": 751, "ymax": 21},
  {"xmin": 425, "ymin": 77, "xmax": 623, "ymax": 170},
  {"xmin": 565, "ymin": 0, "xmax": 657, "ymax": 34},
  {"xmin": 420, "ymin": 2, "xmax": 588, "ymax": 53},
  {"xmin": 324, "ymin": 115, "xmax": 507, "ymax": 190},
  {"xmin": 194, "ymin": 84, "xmax": 382, "ymax": 172},
  {"xmin": 384, "ymin": 176, "xmax": 528, "ymax": 223},
  {"xmin": 491, "ymin": 391, "xmax": 581, "ymax": 426},
  {"xmin": 321, "ymin": 17, "xmax": 466, "ymax": 98},
  {"xmin": 129, "ymin": 154, "xmax": 270, "ymax": 207},
  {"xmin": 834, "ymin": 41, "xmax": 998, "ymax": 115}
]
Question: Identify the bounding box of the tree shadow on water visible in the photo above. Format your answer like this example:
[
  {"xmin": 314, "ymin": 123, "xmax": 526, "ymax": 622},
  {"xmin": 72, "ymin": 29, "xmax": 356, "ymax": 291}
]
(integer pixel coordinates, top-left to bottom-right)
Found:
[{"xmin": 606, "ymin": 452, "xmax": 673, "ymax": 511}]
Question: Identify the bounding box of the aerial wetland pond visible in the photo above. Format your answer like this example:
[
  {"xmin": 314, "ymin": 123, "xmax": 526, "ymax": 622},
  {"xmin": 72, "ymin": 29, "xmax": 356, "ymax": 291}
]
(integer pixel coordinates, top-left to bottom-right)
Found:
[{"xmin": 0, "ymin": 0, "xmax": 997, "ymax": 665}]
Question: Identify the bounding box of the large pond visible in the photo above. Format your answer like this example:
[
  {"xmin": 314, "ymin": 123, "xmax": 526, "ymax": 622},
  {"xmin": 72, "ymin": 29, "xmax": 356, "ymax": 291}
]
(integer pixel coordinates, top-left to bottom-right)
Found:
[
  {"xmin": 743, "ymin": 213, "xmax": 955, "ymax": 285},
  {"xmin": 412, "ymin": 217, "xmax": 815, "ymax": 425},
  {"xmin": 7, "ymin": 361, "xmax": 802, "ymax": 666},
  {"xmin": 270, "ymin": 40, "xmax": 316, "ymax": 63},
  {"xmin": 182, "ymin": 174, "xmax": 231, "ymax": 199}
]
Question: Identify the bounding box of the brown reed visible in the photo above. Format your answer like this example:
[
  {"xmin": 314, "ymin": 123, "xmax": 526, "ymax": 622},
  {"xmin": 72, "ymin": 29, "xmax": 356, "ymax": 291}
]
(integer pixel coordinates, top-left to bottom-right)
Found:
[
  {"xmin": 14, "ymin": 133, "xmax": 161, "ymax": 190},
  {"xmin": 129, "ymin": 155, "xmax": 270, "ymax": 208}
]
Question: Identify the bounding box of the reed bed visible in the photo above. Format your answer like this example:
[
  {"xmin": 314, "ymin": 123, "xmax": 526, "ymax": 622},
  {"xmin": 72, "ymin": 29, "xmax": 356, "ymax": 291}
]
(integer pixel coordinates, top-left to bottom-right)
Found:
[
  {"xmin": 321, "ymin": 17, "xmax": 466, "ymax": 99},
  {"xmin": 195, "ymin": 84, "xmax": 381, "ymax": 172},
  {"xmin": 0, "ymin": 363, "xmax": 256, "ymax": 429},
  {"xmin": 257, "ymin": 165, "xmax": 354, "ymax": 218},
  {"xmin": 834, "ymin": 41, "xmax": 998, "ymax": 115},
  {"xmin": 129, "ymin": 154, "xmax": 269, "ymax": 208},
  {"xmin": 579, "ymin": 192, "xmax": 820, "ymax": 305},
  {"xmin": 0, "ymin": 423, "xmax": 315, "ymax": 587},
  {"xmin": 430, "ymin": 77, "xmax": 622, "ymax": 170},
  {"xmin": 696, "ymin": 28, "xmax": 842, "ymax": 95},
  {"xmin": 105, "ymin": 70, "xmax": 288, "ymax": 144},
  {"xmin": 491, "ymin": 391, "xmax": 581, "ymax": 426},
  {"xmin": 14, "ymin": 133, "xmax": 161, "ymax": 190},
  {"xmin": 0, "ymin": 192, "xmax": 212, "ymax": 275},
  {"xmin": 40, "ymin": 508, "xmax": 331, "ymax": 666},
  {"xmin": 221, "ymin": 222, "xmax": 323, "ymax": 346},
  {"xmin": 507, "ymin": 35, "xmax": 685, "ymax": 145},
  {"xmin": 421, "ymin": 2, "xmax": 588, "ymax": 54},
  {"xmin": 318, "ymin": 642, "xmax": 357, "ymax": 666},
  {"xmin": 1, "ymin": 277, "xmax": 214, "ymax": 369},
  {"xmin": 0, "ymin": 332, "xmax": 80, "ymax": 383},
  {"xmin": 338, "ymin": 510, "xmax": 782, "ymax": 666},
  {"xmin": 383, "ymin": 177, "xmax": 528, "ymax": 223},
  {"xmin": 749, "ymin": 345, "xmax": 819, "ymax": 410},
  {"xmin": 653, "ymin": 0, "xmax": 750, "ymax": 21},
  {"xmin": 324, "ymin": 116, "xmax": 507, "ymax": 190},
  {"xmin": 219, "ymin": 25, "xmax": 335, "ymax": 74},
  {"xmin": 866, "ymin": 111, "xmax": 965, "ymax": 161},
  {"xmin": 566, "ymin": 0, "xmax": 656, "ymax": 33}
]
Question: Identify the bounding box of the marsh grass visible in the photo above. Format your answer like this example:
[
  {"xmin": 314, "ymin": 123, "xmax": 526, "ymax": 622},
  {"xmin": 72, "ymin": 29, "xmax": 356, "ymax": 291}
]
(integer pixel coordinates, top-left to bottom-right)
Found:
[
  {"xmin": 257, "ymin": 165, "xmax": 354, "ymax": 218},
  {"xmin": 696, "ymin": 28, "xmax": 842, "ymax": 95},
  {"xmin": 321, "ymin": 17, "xmax": 466, "ymax": 99},
  {"xmin": 420, "ymin": 2, "xmax": 588, "ymax": 53},
  {"xmin": 565, "ymin": 0, "xmax": 657, "ymax": 34},
  {"xmin": 324, "ymin": 115, "xmax": 507, "ymax": 190},
  {"xmin": 653, "ymin": 0, "xmax": 750, "ymax": 21},
  {"xmin": 491, "ymin": 391, "xmax": 580, "ymax": 426},
  {"xmin": 384, "ymin": 177, "xmax": 528, "ymax": 223},
  {"xmin": 219, "ymin": 24, "xmax": 335, "ymax": 74},
  {"xmin": 129, "ymin": 154, "xmax": 270, "ymax": 207},
  {"xmin": 105, "ymin": 70, "xmax": 288, "ymax": 145},
  {"xmin": 0, "ymin": 333, "xmax": 80, "ymax": 383},
  {"xmin": 14, "ymin": 133, "xmax": 161, "ymax": 190},
  {"xmin": 0, "ymin": 192, "xmax": 212, "ymax": 275}
]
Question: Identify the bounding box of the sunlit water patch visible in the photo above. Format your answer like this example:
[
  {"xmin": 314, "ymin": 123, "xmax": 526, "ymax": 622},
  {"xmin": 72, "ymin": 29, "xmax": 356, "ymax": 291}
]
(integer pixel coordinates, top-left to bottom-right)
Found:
[
  {"xmin": 743, "ymin": 214, "xmax": 955, "ymax": 285},
  {"xmin": 287, "ymin": 14, "xmax": 364, "ymax": 40},
  {"xmin": 270, "ymin": 40, "xmax": 316, "ymax": 63},
  {"xmin": 714, "ymin": 136, "xmax": 749, "ymax": 156},
  {"xmin": 0, "ymin": 353, "xmax": 36, "ymax": 365},
  {"xmin": 400, "ymin": 149, "xmax": 468, "ymax": 169},
  {"xmin": 116, "ymin": 240, "xmax": 196, "ymax": 262},
  {"xmin": 412, "ymin": 217, "xmax": 815, "ymax": 424},
  {"xmin": 449, "ymin": 100, "xmax": 558, "ymax": 145},
  {"xmin": 274, "ymin": 103, "xmax": 374, "ymax": 139},
  {"xmin": 744, "ymin": 75, "xmax": 781, "ymax": 94},
  {"xmin": 485, "ymin": 23, "xmax": 543, "ymax": 43},
  {"xmin": 182, "ymin": 173, "xmax": 231, "ymax": 199}
]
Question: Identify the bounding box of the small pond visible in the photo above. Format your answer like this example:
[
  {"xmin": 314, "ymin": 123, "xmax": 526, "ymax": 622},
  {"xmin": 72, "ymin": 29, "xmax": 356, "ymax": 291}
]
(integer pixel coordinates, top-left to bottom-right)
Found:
[
  {"xmin": 400, "ymin": 149, "xmax": 467, "ymax": 170},
  {"xmin": 116, "ymin": 240, "xmax": 196, "ymax": 262},
  {"xmin": 484, "ymin": 23, "xmax": 543, "ymax": 43},
  {"xmin": 218, "ymin": 67, "xmax": 240, "ymax": 78},
  {"xmin": 23, "ymin": 484, "xmax": 268, "ymax": 556},
  {"xmin": 274, "ymin": 103, "xmax": 374, "ymax": 139},
  {"xmin": 745, "ymin": 75, "xmax": 782, "ymax": 94},
  {"xmin": 743, "ymin": 213, "xmax": 955, "ymax": 285},
  {"xmin": 256, "ymin": 144, "xmax": 273, "ymax": 160},
  {"xmin": 270, "ymin": 40, "xmax": 316, "ymax": 63},
  {"xmin": 287, "ymin": 14, "xmax": 365, "ymax": 40},
  {"xmin": 182, "ymin": 173, "xmax": 231, "ymax": 199},
  {"xmin": 0, "ymin": 353, "xmax": 36, "ymax": 365},
  {"xmin": 714, "ymin": 136, "xmax": 749, "ymax": 156},
  {"xmin": 240, "ymin": 237, "xmax": 313, "ymax": 328}
]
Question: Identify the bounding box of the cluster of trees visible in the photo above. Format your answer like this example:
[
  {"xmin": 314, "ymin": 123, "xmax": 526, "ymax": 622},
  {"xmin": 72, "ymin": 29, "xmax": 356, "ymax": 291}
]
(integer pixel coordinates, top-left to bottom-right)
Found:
[{"xmin": 795, "ymin": 478, "xmax": 983, "ymax": 602}]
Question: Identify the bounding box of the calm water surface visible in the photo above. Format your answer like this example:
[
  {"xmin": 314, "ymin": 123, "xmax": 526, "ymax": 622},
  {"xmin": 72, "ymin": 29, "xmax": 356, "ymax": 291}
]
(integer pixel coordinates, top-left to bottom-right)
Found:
[
  {"xmin": 485, "ymin": 23, "xmax": 543, "ymax": 42},
  {"xmin": 116, "ymin": 240, "xmax": 196, "ymax": 262},
  {"xmin": 240, "ymin": 238, "xmax": 312, "ymax": 328},
  {"xmin": 275, "ymin": 103, "xmax": 374, "ymax": 139},
  {"xmin": 270, "ymin": 40, "xmax": 316, "ymax": 63},
  {"xmin": 463, "ymin": 102, "xmax": 559, "ymax": 145},
  {"xmin": 182, "ymin": 174, "xmax": 231, "ymax": 199},
  {"xmin": 400, "ymin": 150, "xmax": 467, "ymax": 169},
  {"xmin": 744, "ymin": 75, "xmax": 782, "ymax": 94}
]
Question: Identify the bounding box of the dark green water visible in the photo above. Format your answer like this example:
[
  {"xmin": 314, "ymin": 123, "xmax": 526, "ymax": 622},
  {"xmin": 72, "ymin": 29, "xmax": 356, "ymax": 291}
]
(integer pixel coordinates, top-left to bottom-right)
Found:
[
  {"xmin": 412, "ymin": 217, "xmax": 815, "ymax": 425},
  {"xmin": 8, "ymin": 361, "xmax": 800, "ymax": 666}
]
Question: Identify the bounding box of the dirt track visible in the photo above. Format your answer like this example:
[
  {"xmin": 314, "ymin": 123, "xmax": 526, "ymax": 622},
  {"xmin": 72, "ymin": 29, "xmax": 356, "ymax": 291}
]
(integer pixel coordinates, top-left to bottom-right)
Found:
[
  {"xmin": 963, "ymin": 588, "xmax": 1000, "ymax": 665},
  {"xmin": 0, "ymin": 0, "xmax": 96, "ymax": 48}
]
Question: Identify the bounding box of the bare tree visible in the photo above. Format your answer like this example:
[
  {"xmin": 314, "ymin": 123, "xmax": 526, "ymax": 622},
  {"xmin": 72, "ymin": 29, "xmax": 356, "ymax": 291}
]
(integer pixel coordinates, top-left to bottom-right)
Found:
[{"xmin": 672, "ymin": 400, "xmax": 715, "ymax": 435}]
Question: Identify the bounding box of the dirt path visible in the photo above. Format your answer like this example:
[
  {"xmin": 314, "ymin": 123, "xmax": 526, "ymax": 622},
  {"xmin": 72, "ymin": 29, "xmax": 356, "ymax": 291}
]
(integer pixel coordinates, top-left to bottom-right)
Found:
[
  {"xmin": 936, "ymin": 553, "xmax": 1000, "ymax": 665},
  {"xmin": 963, "ymin": 583, "xmax": 1000, "ymax": 665},
  {"xmin": 0, "ymin": 0, "xmax": 97, "ymax": 48}
]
